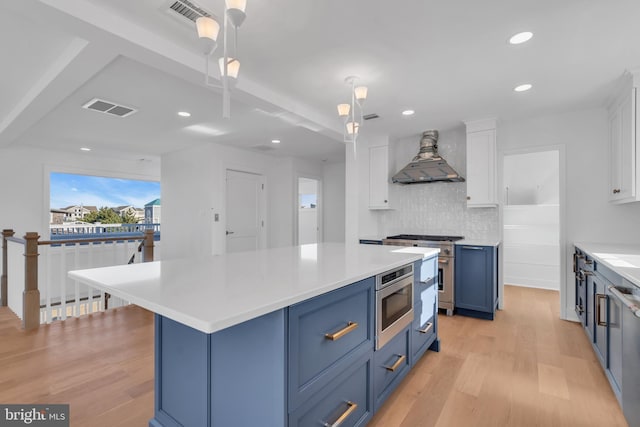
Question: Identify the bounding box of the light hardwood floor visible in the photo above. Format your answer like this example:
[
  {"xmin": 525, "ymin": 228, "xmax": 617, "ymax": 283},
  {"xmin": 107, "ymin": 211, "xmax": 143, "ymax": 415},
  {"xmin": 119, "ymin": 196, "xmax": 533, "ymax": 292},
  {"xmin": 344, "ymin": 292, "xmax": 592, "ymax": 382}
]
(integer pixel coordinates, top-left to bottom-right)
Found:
[
  {"xmin": 0, "ymin": 285, "xmax": 628, "ymax": 426},
  {"xmin": 369, "ymin": 285, "xmax": 628, "ymax": 427}
]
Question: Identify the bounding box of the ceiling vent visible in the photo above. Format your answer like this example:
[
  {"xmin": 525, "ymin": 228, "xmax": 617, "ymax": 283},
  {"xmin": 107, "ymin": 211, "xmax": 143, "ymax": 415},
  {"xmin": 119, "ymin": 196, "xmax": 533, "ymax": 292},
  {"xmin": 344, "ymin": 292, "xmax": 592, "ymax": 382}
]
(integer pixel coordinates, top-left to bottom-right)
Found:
[
  {"xmin": 82, "ymin": 98, "xmax": 138, "ymax": 118},
  {"xmin": 363, "ymin": 113, "xmax": 380, "ymax": 121},
  {"xmin": 166, "ymin": 0, "xmax": 211, "ymax": 24}
]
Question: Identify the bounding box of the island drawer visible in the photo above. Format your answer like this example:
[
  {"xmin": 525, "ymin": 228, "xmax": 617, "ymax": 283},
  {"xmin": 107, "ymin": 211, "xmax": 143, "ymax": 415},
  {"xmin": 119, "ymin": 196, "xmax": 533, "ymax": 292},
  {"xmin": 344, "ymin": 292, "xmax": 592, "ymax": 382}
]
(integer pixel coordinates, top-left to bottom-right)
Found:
[
  {"xmin": 288, "ymin": 277, "xmax": 374, "ymax": 410},
  {"xmin": 412, "ymin": 280, "xmax": 437, "ymax": 361},
  {"xmin": 289, "ymin": 352, "xmax": 372, "ymax": 427},
  {"xmin": 373, "ymin": 325, "xmax": 411, "ymax": 411}
]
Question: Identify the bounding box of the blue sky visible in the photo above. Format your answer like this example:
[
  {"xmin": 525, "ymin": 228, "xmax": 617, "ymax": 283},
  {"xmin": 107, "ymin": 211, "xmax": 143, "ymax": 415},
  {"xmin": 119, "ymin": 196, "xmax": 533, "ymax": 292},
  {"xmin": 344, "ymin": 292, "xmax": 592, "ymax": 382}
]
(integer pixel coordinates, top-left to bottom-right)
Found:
[{"xmin": 50, "ymin": 173, "xmax": 160, "ymax": 209}]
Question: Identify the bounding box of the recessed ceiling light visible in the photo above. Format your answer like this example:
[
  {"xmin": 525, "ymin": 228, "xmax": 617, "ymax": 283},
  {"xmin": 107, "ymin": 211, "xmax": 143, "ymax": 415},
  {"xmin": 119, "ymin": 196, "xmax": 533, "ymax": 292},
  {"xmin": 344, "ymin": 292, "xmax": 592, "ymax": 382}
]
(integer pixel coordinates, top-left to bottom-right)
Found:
[
  {"xmin": 509, "ymin": 31, "xmax": 533, "ymax": 45},
  {"xmin": 177, "ymin": 111, "xmax": 191, "ymax": 117},
  {"xmin": 514, "ymin": 84, "xmax": 533, "ymax": 92},
  {"xmin": 271, "ymin": 139, "xmax": 281, "ymax": 144},
  {"xmin": 80, "ymin": 147, "xmax": 91, "ymax": 151},
  {"xmin": 402, "ymin": 110, "xmax": 415, "ymax": 116}
]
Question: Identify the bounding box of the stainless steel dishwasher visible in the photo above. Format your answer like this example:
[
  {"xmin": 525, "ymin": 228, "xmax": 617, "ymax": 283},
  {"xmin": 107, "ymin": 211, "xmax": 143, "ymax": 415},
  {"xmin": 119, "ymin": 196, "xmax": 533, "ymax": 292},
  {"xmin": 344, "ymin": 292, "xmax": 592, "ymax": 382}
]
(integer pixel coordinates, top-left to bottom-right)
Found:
[{"xmin": 608, "ymin": 281, "xmax": 640, "ymax": 427}]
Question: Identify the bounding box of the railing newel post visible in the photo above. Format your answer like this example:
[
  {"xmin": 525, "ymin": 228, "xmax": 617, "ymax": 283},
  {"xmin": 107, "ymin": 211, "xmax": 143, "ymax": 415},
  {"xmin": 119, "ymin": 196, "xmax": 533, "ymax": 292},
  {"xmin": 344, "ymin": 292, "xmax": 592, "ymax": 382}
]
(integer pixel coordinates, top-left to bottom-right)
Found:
[
  {"xmin": 143, "ymin": 229, "xmax": 154, "ymax": 262},
  {"xmin": 23, "ymin": 232, "xmax": 40, "ymax": 330},
  {"xmin": 2, "ymin": 229, "xmax": 15, "ymax": 307}
]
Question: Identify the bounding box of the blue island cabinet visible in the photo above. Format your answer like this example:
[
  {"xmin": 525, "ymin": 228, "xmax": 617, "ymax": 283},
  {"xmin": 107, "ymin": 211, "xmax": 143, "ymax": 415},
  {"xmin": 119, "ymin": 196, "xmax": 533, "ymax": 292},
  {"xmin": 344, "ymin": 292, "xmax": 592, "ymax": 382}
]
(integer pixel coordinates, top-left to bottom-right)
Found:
[
  {"xmin": 149, "ymin": 277, "xmax": 375, "ymax": 427},
  {"xmin": 149, "ymin": 309, "xmax": 287, "ymax": 427},
  {"xmin": 454, "ymin": 244, "xmax": 498, "ymax": 320}
]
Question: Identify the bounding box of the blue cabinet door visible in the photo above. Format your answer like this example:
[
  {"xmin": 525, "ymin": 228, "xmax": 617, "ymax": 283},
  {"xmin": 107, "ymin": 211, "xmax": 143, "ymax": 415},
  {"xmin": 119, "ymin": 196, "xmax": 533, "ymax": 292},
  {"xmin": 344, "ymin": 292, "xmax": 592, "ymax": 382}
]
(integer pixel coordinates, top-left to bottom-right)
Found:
[
  {"xmin": 289, "ymin": 352, "xmax": 373, "ymax": 427},
  {"xmin": 288, "ymin": 277, "xmax": 375, "ymax": 411},
  {"xmin": 373, "ymin": 326, "xmax": 411, "ymax": 411},
  {"xmin": 454, "ymin": 245, "xmax": 497, "ymax": 319},
  {"xmin": 607, "ymin": 287, "xmax": 623, "ymax": 396},
  {"xmin": 593, "ymin": 276, "xmax": 607, "ymax": 366},
  {"xmin": 411, "ymin": 276, "xmax": 437, "ymax": 361}
]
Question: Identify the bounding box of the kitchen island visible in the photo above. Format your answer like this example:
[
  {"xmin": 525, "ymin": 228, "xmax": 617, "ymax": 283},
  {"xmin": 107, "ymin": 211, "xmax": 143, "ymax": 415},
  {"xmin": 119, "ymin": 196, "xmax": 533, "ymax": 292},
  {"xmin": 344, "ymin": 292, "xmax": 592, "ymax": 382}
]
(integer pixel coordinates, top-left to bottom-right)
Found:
[{"xmin": 69, "ymin": 243, "xmax": 439, "ymax": 427}]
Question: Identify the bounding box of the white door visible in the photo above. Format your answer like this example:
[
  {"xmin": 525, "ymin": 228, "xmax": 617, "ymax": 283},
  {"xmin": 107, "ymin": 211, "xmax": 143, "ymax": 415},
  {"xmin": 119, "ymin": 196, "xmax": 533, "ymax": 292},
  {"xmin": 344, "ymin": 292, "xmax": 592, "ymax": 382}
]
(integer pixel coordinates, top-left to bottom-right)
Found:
[
  {"xmin": 298, "ymin": 177, "xmax": 320, "ymax": 245},
  {"xmin": 226, "ymin": 170, "xmax": 264, "ymax": 253}
]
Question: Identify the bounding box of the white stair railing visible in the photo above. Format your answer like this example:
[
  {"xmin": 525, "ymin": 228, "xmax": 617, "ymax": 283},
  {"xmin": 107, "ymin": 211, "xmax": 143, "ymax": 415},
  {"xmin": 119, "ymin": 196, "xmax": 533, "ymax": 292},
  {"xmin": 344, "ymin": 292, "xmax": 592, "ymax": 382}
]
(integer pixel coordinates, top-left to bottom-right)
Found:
[{"xmin": 1, "ymin": 229, "xmax": 158, "ymax": 329}]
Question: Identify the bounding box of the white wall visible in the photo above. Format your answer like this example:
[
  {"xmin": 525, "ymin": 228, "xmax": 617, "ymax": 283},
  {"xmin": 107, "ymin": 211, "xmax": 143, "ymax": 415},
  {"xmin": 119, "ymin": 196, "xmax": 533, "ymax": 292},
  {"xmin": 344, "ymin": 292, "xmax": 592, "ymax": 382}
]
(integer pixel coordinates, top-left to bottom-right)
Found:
[
  {"xmin": 161, "ymin": 142, "xmax": 335, "ymax": 259},
  {"xmin": 499, "ymin": 108, "xmax": 640, "ymax": 318},
  {"xmin": 376, "ymin": 127, "xmax": 500, "ymax": 239},
  {"xmin": 0, "ymin": 145, "xmax": 160, "ymax": 237},
  {"xmin": 323, "ymin": 162, "xmax": 345, "ymax": 242}
]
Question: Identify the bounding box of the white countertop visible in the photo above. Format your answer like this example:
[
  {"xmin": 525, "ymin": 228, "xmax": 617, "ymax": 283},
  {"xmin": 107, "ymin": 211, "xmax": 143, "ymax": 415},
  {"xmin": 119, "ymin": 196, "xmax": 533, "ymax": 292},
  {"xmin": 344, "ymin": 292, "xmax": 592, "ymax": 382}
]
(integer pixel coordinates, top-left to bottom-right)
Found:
[
  {"xmin": 456, "ymin": 239, "xmax": 501, "ymax": 247},
  {"xmin": 388, "ymin": 247, "xmax": 440, "ymax": 259},
  {"xmin": 69, "ymin": 243, "xmax": 432, "ymax": 334},
  {"xmin": 574, "ymin": 242, "xmax": 640, "ymax": 288}
]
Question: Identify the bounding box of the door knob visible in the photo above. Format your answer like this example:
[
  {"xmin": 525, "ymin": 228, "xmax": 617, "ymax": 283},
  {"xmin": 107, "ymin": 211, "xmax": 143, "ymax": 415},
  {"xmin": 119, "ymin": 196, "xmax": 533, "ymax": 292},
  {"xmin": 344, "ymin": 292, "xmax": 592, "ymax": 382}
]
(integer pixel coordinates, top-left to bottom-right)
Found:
[{"xmin": 226, "ymin": 231, "xmax": 234, "ymax": 235}]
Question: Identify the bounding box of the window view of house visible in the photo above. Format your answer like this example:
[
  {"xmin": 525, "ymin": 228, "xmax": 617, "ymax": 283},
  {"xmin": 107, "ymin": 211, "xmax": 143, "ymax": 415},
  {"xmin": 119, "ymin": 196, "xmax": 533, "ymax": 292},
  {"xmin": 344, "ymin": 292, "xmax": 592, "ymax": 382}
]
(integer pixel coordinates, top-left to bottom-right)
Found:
[{"xmin": 49, "ymin": 172, "xmax": 160, "ymax": 238}]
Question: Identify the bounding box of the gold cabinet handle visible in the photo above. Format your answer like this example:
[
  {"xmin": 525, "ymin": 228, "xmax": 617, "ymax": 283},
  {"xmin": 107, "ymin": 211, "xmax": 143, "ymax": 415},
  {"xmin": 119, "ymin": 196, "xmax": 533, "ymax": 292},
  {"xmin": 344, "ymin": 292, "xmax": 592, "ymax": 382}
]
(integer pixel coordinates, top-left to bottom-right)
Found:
[
  {"xmin": 418, "ymin": 322, "xmax": 433, "ymax": 334},
  {"xmin": 323, "ymin": 401, "xmax": 358, "ymax": 427},
  {"xmin": 383, "ymin": 354, "xmax": 407, "ymax": 372},
  {"xmin": 324, "ymin": 322, "xmax": 358, "ymax": 341},
  {"xmin": 596, "ymin": 294, "xmax": 607, "ymax": 326}
]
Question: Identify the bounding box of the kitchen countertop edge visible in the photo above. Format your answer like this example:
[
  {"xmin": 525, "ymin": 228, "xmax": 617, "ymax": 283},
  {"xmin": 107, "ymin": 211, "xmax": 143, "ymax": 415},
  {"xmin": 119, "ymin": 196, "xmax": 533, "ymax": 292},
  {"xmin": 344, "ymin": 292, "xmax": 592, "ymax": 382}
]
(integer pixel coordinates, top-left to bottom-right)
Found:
[
  {"xmin": 68, "ymin": 243, "xmax": 436, "ymax": 334},
  {"xmin": 574, "ymin": 242, "xmax": 640, "ymax": 288}
]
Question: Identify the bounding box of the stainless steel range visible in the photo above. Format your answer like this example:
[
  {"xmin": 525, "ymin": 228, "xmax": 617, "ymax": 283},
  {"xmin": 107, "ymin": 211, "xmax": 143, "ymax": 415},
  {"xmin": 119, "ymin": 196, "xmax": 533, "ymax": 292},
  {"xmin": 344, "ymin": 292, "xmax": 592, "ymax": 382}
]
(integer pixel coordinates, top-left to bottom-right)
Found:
[{"xmin": 382, "ymin": 234, "xmax": 463, "ymax": 316}]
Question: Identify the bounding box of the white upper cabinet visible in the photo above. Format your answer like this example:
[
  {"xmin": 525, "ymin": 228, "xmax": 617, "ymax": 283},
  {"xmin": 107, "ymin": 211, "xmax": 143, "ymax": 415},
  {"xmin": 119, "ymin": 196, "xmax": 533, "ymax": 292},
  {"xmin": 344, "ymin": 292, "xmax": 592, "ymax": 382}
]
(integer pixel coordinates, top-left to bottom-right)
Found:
[
  {"xmin": 608, "ymin": 72, "xmax": 638, "ymax": 204},
  {"xmin": 369, "ymin": 144, "xmax": 391, "ymax": 209},
  {"xmin": 465, "ymin": 119, "xmax": 498, "ymax": 207}
]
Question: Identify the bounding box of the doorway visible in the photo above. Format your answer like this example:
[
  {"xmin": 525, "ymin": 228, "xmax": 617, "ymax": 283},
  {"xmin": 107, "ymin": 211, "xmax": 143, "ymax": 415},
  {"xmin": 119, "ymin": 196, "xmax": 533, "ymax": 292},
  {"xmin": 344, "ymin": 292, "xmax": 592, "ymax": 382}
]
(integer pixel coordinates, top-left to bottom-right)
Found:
[
  {"xmin": 225, "ymin": 169, "xmax": 265, "ymax": 253},
  {"xmin": 297, "ymin": 177, "xmax": 321, "ymax": 245},
  {"xmin": 502, "ymin": 149, "xmax": 561, "ymax": 291}
]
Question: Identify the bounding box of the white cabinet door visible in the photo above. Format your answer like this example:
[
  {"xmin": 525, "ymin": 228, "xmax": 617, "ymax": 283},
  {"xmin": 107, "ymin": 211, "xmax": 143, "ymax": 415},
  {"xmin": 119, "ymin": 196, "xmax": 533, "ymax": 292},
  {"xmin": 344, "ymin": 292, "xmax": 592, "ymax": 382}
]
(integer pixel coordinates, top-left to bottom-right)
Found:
[
  {"xmin": 609, "ymin": 87, "xmax": 637, "ymax": 203},
  {"xmin": 369, "ymin": 145, "xmax": 390, "ymax": 209},
  {"xmin": 466, "ymin": 128, "xmax": 497, "ymax": 207}
]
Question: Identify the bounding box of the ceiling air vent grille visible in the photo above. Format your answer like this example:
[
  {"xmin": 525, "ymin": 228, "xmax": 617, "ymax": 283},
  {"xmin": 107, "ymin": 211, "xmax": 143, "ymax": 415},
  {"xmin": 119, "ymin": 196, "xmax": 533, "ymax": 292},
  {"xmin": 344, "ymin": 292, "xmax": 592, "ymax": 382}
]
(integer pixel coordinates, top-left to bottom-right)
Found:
[
  {"xmin": 363, "ymin": 113, "xmax": 380, "ymax": 121},
  {"xmin": 168, "ymin": 0, "xmax": 211, "ymax": 22},
  {"xmin": 82, "ymin": 98, "xmax": 138, "ymax": 118}
]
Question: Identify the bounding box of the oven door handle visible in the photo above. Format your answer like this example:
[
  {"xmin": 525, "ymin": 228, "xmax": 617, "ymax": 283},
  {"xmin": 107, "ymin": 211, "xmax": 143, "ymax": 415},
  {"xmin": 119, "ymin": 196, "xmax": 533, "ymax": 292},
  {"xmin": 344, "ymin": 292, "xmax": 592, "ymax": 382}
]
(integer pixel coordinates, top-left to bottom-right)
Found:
[{"xmin": 438, "ymin": 259, "xmax": 449, "ymax": 265}]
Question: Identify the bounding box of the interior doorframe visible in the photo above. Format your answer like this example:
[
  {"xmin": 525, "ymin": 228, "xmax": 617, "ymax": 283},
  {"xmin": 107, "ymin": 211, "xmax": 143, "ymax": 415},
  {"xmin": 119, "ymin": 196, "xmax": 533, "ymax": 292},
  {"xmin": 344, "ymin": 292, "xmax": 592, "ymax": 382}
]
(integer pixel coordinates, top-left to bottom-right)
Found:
[
  {"xmin": 498, "ymin": 144, "xmax": 567, "ymax": 319},
  {"xmin": 223, "ymin": 167, "xmax": 267, "ymax": 254},
  {"xmin": 294, "ymin": 173, "xmax": 323, "ymax": 245}
]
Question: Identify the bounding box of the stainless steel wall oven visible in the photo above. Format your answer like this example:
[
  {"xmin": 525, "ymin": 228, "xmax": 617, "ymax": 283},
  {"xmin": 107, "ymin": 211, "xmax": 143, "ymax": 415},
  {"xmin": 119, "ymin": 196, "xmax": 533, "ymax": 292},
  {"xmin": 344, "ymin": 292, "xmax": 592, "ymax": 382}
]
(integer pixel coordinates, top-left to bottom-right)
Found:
[{"xmin": 375, "ymin": 263, "xmax": 414, "ymax": 349}]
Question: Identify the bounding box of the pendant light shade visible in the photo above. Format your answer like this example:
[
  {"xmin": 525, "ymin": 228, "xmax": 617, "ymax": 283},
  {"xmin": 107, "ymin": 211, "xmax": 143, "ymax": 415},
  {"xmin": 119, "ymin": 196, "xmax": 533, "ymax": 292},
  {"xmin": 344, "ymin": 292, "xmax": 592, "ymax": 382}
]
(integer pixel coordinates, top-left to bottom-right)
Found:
[
  {"xmin": 337, "ymin": 104, "xmax": 351, "ymax": 117},
  {"xmin": 346, "ymin": 121, "xmax": 360, "ymax": 135},
  {"xmin": 226, "ymin": 0, "xmax": 247, "ymax": 27},
  {"xmin": 219, "ymin": 57, "xmax": 241, "ymax": 79},
  {"xmin": 196, "ymin": 17, "xmax": 220, "ymax": 54},
  {"xmin": 354, "ymin": 86, "xmax": 368, "ymax": 102}
]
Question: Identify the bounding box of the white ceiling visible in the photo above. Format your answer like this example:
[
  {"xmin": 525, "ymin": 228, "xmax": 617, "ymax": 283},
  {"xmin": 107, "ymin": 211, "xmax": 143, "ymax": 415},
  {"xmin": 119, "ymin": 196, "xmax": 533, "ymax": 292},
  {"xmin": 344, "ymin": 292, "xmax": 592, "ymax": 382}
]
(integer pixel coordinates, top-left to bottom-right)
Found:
[{"xmin": 2, "ymin": 0, "xmax": 640, "ymax": 163}]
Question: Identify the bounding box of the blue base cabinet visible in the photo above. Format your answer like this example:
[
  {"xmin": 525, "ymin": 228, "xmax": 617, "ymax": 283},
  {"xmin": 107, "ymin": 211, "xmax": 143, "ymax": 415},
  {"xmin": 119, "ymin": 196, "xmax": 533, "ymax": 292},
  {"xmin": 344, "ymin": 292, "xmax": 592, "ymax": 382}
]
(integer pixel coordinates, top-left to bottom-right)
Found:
[
  {"xmin": 150, "ymin": 260, "xmax": 441, "ymax": 427},
  {"xmin": 454, "ymin": 244, "xmax": 498, "ymax": 320},
  {"xmin": 150, "ymin": 310, "xmax": 287, "ymax": 427}
]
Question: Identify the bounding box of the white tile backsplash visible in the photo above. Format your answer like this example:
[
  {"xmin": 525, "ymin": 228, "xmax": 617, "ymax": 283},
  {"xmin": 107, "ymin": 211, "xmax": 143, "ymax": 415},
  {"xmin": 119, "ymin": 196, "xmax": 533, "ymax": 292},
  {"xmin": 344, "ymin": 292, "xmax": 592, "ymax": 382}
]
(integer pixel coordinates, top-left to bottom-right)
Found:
[{"xmin": 379, "ymin": 128, "xmax": 499, "ymax": 240}]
